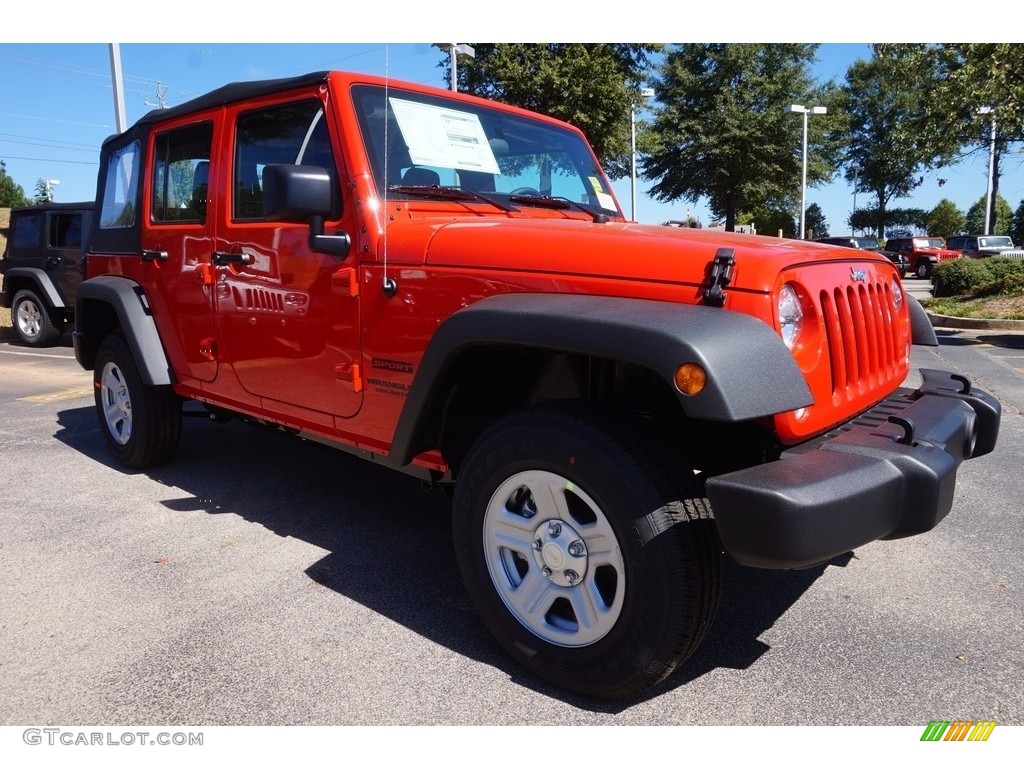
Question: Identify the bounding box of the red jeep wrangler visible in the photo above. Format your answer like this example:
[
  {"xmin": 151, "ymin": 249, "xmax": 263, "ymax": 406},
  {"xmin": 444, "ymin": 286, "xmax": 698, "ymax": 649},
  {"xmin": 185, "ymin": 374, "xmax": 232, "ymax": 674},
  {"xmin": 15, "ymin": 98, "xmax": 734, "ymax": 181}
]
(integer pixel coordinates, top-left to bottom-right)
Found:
[{"xmin": 73, "ymin": 71, "xmax": 1000, "ymax": 699}]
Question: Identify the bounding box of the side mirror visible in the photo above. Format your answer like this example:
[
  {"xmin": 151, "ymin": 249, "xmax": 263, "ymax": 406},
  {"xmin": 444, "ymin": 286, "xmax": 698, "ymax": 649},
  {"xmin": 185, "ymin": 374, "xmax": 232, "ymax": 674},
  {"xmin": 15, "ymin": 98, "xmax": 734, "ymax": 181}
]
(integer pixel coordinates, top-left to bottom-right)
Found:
[{"xmin": 262, "ymin": 164, "xmax": 350, "ymax": 258}]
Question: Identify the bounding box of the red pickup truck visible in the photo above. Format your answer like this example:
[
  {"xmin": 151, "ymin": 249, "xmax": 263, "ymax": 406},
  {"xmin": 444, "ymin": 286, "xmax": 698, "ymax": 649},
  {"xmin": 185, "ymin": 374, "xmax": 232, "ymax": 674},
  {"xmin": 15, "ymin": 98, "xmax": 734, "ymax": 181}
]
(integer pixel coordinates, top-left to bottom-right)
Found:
[{"xmin": 73, "ymin": 70, "xmax": 1000, "ymax": 699}]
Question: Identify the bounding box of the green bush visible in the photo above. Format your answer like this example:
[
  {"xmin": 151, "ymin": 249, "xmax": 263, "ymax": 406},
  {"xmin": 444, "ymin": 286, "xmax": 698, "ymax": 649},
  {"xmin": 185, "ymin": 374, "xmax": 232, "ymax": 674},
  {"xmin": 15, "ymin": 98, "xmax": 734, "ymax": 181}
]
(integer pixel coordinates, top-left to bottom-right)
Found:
[
  {"xmin": 983, "ymin": 257, "xmax": 1024, "ymax": 282},
  {"xmin": 932, "ymin": 258, "xmax": 994, "ymax": 297},
  {"xmin": 933, "ymin": 257, "xmax": 1024, "ymax": 297},
  {"xmin": 977, "ymin": 268, "xmax": 1024, "ymax": 297}
]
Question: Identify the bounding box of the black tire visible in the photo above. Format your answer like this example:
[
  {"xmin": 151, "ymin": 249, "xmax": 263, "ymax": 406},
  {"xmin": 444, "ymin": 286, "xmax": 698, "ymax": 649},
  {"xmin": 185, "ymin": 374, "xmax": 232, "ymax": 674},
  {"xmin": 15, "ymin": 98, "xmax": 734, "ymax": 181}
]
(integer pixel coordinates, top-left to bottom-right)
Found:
[
  {"xmin": 12, "ymin": 288, "xmax": 63, "ymax": 347},
  {"xmin": 915, "ymin": 260, "xmax": 932, "ymax": 280},
  {"xmin": 93, "ymin": 334, "xmax": 182, "ymax": 469},
  {"xmin": 452, "ymin": 404, "xmax": 721, "ymax": 699}
]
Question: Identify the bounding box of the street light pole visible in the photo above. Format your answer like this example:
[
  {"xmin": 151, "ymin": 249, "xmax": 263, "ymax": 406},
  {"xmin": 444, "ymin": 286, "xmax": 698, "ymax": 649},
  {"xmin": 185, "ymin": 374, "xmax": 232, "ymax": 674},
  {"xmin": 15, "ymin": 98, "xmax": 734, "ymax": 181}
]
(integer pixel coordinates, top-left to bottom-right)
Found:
[
  {"xmin": 630, "ymin": 87, "xmax": 654, "ymax": 221},
  {"xmin": 851, "ymin": 163, "xmax": 860, "ymax": 236},
  {"xmin": 978, "ymin": 106, "xmax": 996, "ymax": 235},
  {"xmin": 787, "ymin": 104, "xmax": 827, "ymax": 239},
  {"xmin": 434, "ymin": 43, "xmax": 475, "ymax": 92}
]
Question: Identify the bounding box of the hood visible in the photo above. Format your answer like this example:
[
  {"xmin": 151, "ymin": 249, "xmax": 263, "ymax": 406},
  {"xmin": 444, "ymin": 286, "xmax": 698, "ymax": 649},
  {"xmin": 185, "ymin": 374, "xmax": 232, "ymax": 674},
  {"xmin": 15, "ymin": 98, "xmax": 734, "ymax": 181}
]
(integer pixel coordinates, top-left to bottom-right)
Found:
[{"xmin": 385, "ymin": 218, "xmax": 887, "ymax": 294}]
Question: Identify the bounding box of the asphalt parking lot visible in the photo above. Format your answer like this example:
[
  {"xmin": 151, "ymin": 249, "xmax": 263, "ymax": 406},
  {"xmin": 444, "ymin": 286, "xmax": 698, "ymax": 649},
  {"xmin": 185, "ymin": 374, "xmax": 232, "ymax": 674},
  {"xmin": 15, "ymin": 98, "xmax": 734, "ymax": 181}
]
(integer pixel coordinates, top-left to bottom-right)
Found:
[{"xmin": 1, "ymin": 320, "xmax": 1022, "ymax": 729}]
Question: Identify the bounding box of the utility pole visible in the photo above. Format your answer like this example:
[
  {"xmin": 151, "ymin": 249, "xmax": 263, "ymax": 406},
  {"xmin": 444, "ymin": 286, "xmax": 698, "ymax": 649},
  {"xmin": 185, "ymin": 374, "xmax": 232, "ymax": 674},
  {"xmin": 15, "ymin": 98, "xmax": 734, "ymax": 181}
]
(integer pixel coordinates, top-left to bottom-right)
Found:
[{"xmin": 145, "ymin": 82, "xmax": 168, "ymax": 110}]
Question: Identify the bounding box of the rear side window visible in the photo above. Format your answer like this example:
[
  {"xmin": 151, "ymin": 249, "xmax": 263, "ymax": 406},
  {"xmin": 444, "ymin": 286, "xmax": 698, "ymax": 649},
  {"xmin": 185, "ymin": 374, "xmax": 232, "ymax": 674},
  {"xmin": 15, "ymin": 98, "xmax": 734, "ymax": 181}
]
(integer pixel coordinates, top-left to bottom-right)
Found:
[
  {"xmin": 11, "ymin": 212, "xmax": 43, "ymax": 249},
  {"xmin": 233, "ymin": 100, "xmax": 334, "ymax": 220},
  {"xmin": 48, "ymin": 212, "xmax": 84, "ymax": 249},
  {"xmin": 151, "ymin": 122, "xmax": 214, "ymax": 224},
  {"xmin": 100, "ymin": 141, "xmax": 141, "ymax": 229}
]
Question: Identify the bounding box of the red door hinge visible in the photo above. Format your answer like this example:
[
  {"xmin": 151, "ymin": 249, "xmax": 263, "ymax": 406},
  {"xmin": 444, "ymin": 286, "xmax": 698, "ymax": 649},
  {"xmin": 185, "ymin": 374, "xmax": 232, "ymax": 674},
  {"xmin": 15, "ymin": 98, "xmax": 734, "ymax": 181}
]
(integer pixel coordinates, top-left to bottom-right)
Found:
[
  {"xmin": 198, "ymin": 337, "xmax": 218, "ymax": 361},
  {"xmin": 331, "ymin": 267, "xmax": 360, "ymax": 297},
  {"xmin": 335, "ymin": 362, "xmax": 363, "ymax": 392},
  {"xmin": 196, "ymin": 263, "xmax": 216, "ymax": 286}
]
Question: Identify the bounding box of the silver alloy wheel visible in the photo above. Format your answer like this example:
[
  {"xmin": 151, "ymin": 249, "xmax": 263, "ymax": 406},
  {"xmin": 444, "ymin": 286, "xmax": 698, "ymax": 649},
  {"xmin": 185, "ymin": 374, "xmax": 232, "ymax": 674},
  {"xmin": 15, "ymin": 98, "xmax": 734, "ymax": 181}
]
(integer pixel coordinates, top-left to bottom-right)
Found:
[
  {"xmin": 482, "ymin": 469, "xmax": 626, "ymax": 647},
  {"xmin": 15, "ymin": 296, "xmax": 44, "ymax": 342},
  {"xmin": 99, "ymin": 360, "xmax": 133, "ymax": 446}
]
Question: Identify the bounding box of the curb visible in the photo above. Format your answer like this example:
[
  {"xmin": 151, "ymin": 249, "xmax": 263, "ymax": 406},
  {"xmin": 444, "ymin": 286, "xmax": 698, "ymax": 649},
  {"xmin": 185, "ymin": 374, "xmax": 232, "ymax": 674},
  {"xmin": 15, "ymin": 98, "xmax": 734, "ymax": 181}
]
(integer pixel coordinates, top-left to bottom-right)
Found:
[{"xmin": 926, "ymin": 312, "xmax": 1024, "ymax": 332}]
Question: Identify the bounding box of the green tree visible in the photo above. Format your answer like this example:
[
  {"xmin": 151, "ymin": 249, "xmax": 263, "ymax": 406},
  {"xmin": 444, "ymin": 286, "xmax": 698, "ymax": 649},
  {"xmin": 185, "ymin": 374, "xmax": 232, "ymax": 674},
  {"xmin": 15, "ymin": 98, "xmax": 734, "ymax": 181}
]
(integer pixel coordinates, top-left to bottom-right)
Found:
[
  {"xmin": 33, "ymin": 178, "xmax": 55, "ymax": 204},
  {"xmin": 641, "ymin": 44, "xmax": 840, "ymax": 232},
  {"xmin": 740, "ymin": 205, "xmax": 795, "ymax": 238},
  {"xmin": 927, "ymin": 199, "xmax": 966, "ymax": 239},
  {"xmin": 0, "ymin": 160, "xmax": 29, "ymax": 207},
  {"xmin": 1010, "ymin": 200, "xmax": 1024, "ymax": 246},
  {"xmin": 852, "ymin": 206, "xmax": 928, "ymax": 236},
  {"xmin": 454, "ymin": 44, "xmax": 661, "ymax": 179},
  {"xmin": 804, "ymin": 203, "xmax": 828, "ymax": 238},
  {"xmin": 836, "ymin": 49, "xmax": 956, "ymax": 239},
  {"xmin": 965, "ymin": 195, "xmax": 1013, "ymax": 235},
  {"xmin": 877, "ymin": 44, "xmax": 1024, "ymax": 234}
]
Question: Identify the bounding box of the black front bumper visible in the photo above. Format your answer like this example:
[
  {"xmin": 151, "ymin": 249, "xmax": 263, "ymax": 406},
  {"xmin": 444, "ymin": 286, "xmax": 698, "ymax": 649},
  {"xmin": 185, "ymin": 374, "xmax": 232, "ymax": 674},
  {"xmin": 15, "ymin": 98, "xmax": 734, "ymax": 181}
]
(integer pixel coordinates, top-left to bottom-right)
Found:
[{"xmin": 706, "ymin": 369, "xmax": 1001, "ymax": 569}]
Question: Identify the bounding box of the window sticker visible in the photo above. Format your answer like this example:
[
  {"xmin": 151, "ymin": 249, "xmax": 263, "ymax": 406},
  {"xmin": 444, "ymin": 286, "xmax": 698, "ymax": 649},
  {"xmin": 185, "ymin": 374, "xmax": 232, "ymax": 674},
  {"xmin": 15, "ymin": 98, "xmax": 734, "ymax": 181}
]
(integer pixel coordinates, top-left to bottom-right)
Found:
[
  {"xmin": 389, "ymin": 97, "xmax": 500, "ymax": 175},
  {"xmin": 588, "ymin": 176, "xmax": 616, "ymax": 212}
]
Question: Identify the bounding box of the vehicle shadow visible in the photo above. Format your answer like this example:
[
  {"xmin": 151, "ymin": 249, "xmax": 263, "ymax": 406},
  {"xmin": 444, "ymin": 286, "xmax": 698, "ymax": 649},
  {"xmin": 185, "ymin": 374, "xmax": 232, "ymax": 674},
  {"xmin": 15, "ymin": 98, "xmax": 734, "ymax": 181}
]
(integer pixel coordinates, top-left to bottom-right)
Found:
[
  {"xmin": 937, "ymin": 329, "xmax": 1024, "ymax": 350},
  {"xmin": 54, "ymin": 404, "xmax": 835, "ymax": 712}
]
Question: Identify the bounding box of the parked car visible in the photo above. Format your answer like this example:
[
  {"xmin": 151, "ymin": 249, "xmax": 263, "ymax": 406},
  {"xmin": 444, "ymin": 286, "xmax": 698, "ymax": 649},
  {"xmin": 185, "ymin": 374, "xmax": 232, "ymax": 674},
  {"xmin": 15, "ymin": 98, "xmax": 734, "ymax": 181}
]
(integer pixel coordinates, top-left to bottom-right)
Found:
[
  {"xmin": 1, "ymin": 202, "xmax": 93, "ymax": 345},
  {"xmin": 813, "ymin": 236, "xmax": 906, "ymax": 273},
  {"xmin": 884, "ymin": 236, "xmax": 961, "ymax": 279},
  {"xmin": 946, "ymin": 235, "xmax": 1024, "ymax": 260}
]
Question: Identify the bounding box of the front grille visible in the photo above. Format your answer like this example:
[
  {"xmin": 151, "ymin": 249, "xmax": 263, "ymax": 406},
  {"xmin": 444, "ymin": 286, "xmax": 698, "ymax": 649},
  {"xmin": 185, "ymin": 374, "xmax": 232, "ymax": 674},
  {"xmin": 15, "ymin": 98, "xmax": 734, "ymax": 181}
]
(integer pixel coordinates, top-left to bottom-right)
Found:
[{"xmin": 819, "ymin": 279, "xmax": 904, "ymax": 404}]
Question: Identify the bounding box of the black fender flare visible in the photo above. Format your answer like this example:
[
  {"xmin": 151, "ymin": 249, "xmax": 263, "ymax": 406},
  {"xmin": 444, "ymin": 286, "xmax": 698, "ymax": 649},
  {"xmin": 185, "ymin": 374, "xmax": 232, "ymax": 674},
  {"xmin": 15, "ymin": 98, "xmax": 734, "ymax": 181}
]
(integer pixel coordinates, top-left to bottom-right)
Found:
[
  {"xmin": 388, "ymin": 293, "xmax": 812, "ymax": 466},
  {"xmin": 3, "ymin": 267, "xmax": 65, "ymax": 308},
  {"xmin": 907, "ymin": 293, "xmax": 938, "ymax": 346},
  {"xmin": 73, "ymin": 275, "xmax": 173, "ymax": 386}
]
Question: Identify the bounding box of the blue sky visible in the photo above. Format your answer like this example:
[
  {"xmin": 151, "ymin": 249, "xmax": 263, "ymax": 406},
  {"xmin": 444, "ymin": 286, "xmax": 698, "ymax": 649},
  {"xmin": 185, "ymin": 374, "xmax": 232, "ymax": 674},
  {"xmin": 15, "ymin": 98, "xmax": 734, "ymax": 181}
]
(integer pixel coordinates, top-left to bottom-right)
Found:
[{"xmin": 0, "ymin": 38, "xmax": 1014, "ymax": 236}]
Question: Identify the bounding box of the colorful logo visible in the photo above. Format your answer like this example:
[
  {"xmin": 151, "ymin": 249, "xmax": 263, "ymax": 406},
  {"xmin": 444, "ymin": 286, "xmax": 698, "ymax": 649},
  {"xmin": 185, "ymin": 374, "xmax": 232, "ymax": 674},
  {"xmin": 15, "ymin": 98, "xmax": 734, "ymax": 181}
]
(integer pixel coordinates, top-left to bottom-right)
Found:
[{"xmin": 920, "ymin": 721, "xmax": 997, "ymax": 742}]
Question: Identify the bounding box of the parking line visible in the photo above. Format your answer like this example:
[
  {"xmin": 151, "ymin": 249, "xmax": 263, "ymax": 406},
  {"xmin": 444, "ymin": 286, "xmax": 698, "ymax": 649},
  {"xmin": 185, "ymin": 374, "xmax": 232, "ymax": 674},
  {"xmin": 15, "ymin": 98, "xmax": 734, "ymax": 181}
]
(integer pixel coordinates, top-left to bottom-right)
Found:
[
  {"xmin": 0, "ymin": 348, "xmax": 75, "ymax": 360},
  {"xmin": 18, "ymin": 387, "xmax": 93, "ymax": 404}
]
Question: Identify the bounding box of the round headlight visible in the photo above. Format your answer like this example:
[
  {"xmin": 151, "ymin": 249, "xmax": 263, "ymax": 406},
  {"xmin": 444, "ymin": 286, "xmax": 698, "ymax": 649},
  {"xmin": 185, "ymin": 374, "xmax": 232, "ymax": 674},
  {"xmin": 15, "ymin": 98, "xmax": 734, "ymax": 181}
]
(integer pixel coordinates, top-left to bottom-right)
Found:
[
  {"xmin": 778, "ymin": 284, "xmax": 803, "ymax": 349},
  {"xmin": 891, "ymin": 278, "xmax": 904, "ymax": 311}
]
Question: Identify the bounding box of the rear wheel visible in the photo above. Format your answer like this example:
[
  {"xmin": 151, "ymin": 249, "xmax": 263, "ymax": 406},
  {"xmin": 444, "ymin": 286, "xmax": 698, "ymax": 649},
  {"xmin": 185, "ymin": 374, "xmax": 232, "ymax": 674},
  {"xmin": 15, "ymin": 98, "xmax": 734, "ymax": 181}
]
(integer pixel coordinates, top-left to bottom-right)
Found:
[
  {"xmin": 12, "ymin": 288, "xmax": 62, "ymax": 347},
  {"xmin": 452, "ymin": 404, "xmax": 721, "ymax": 699},
  {"xmin": 94, "ymin": 334, "xmax": 181, "ymax": 469}
]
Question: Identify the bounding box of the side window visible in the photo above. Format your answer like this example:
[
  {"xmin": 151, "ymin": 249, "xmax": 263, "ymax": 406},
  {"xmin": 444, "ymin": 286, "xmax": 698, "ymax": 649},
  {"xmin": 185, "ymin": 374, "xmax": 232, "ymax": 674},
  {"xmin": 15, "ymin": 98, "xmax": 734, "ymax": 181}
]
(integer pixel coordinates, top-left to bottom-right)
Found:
[
  {"xmin": 151, "ymin": 122, "xmax": 214, "ymax": 223},
  {"xmin": 48, "ymin": 213, "xmax": 84, "ymax": 249},
  {"xmin": 11, "ymin": 212, "xmax": 44, "ymax": 249},
  {"xmin": 234, "ymin": 100, "xmax": 334, "ymax": 220},
  {"xmin": 100, "ymin": 141, "xmax": 141, "ymax": 229}
]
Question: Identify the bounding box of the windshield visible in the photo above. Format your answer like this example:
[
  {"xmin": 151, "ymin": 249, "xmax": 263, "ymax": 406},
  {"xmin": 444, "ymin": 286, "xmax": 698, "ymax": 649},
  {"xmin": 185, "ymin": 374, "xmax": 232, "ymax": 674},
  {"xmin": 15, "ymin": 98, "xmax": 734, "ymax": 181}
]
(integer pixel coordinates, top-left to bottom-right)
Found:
[
  {"xmin": 351, "ymin": 84, "xmax": 621, "ymax": 217},
  {"xmin": 979, "ymin": 236, "xmax": 1014, "ymax": 248},
  {"xmin": 913, "ymin": 238, "xmax": 945, "ymax": 249}
]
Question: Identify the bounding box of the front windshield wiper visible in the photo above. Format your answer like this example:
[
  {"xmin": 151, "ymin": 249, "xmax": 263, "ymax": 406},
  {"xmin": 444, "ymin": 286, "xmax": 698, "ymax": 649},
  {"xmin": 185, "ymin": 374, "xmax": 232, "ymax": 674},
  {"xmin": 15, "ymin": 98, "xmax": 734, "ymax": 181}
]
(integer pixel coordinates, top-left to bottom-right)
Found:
[
  {"xmin": 388, "ymin": 184, "xmax": 517, "ymax": 213},
  {"xmin": 508, "ymin": 194, "xmax": 610, "ymax": 223}
]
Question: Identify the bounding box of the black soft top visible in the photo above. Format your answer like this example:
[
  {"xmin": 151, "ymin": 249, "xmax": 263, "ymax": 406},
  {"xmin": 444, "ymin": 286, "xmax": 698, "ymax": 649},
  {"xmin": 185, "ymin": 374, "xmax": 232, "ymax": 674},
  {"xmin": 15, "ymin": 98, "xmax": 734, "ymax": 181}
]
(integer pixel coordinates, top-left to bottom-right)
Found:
[
  {"xmin": 91, "ymin": 72, "xmax": 331, "ymax": 255},
  {"xmin": 131, "ymin": 71, "xmax": 331, "ymax": 130}
]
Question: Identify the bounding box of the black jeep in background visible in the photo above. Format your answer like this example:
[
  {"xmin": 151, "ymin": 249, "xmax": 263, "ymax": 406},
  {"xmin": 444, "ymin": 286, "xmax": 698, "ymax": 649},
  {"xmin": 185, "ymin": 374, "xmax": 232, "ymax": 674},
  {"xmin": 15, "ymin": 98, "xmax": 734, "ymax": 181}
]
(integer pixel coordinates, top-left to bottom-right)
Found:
[{"xmin": 1, "ymin": 202, "xmax": 93, "ymax": 346}]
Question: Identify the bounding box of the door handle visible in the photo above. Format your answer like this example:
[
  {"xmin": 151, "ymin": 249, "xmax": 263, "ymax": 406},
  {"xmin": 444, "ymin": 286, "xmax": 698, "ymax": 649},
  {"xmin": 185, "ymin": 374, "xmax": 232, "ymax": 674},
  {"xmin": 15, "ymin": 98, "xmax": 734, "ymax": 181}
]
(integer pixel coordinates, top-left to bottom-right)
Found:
[{"xmin": 212, "ymin": 251, "xmax": 254, "ymax": 266}]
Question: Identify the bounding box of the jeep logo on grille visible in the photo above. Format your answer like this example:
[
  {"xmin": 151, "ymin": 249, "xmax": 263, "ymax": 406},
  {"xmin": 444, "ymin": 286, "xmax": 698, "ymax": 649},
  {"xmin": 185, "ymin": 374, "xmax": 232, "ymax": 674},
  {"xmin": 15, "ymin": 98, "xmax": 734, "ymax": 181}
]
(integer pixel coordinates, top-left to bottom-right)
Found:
[{"xmin": 850, "ymin": 268, "xmax": 868, "ymax": 282}]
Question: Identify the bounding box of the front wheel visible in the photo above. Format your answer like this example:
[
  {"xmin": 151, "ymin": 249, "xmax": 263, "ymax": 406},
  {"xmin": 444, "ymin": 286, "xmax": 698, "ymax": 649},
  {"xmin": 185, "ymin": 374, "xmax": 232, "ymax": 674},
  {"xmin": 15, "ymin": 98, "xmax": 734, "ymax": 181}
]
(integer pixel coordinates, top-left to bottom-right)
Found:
[
  {"xmin": 452, "ymin": 404, "xmax": 721, "ymax": 699},
  {"xmin": 94, "ymin": 334, "xmax": 182, "ymax": 469},
  {"xmin": 915, "ymin": 260, "xmax": 933, "ymax": 279}
]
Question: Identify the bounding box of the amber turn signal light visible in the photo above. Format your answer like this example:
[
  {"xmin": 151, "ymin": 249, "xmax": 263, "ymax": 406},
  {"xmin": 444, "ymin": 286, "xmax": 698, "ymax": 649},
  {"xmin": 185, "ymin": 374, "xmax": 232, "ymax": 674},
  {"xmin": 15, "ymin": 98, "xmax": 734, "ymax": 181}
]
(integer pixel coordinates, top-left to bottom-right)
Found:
[{"xmin": 674, "ymin": 363, "xmax": 707, "ymax": 396}]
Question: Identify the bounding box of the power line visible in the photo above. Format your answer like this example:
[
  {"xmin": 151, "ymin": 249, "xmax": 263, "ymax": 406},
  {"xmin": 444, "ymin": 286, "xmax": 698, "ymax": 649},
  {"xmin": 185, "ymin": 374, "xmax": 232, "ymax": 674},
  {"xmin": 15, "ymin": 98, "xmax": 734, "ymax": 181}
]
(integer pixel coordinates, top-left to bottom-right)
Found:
[{"xmin": 0, "ymin": 154, "xmax": 98, "ymax": 165}]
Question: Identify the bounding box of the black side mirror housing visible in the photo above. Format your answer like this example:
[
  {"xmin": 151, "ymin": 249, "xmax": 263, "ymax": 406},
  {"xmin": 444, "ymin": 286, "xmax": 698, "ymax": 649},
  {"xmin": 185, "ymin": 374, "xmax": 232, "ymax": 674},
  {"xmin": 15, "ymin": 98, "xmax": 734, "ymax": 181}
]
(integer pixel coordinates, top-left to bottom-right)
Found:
[{"xmin": 262, "ymin": 164, "xmax": 349, "ymax": 258}]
